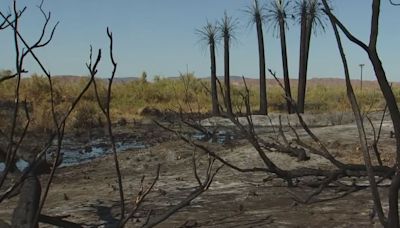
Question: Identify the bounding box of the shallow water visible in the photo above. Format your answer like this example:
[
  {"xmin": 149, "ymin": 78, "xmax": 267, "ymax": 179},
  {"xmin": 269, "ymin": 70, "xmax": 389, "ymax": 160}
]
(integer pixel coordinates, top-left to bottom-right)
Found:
[
  {"xmin": 54, "ymin": 138, "xmax": 148, "ymax": 167},
  {"xmin": 188, "ymin": 130, "xmax": 236, "ymax": 144},
  {"xmin": 0, "ymin": 128, "xmax": 244, "ymax": 171},
  {"xmin": 0, "ymin": 138, "xmax": 147, "ymax": 172},
  {"xmin": 0, "ymin": 159, "xmax": 29, "ymax": 172}
]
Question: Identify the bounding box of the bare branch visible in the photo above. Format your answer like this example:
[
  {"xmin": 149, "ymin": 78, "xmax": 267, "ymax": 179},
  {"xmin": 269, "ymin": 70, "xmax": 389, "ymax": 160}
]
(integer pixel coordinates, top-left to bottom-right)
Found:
[
  {"xmin": 34, "ymin": 49, "xmax": 100, "ymax": 226},
  {"xmin": 120, "ymin": 165, "xmax": 161, "ymax": 227},
  {"xmin": 192, "ymin": 149, "xmax": 203, "ymax": 186},
  {"xmin": 155, "ymin": 120, "xmax": 270, "ymax": 173},
  {"xmin": 321, "ymin": 8, "xmax": 369, "ymax": 52},
  {"xmin": 143, "ymin": 157, "xmax": 223, "ymax": 228},
  {"xmin": 366, "ymin": 115, "xmax": 383, "ymax": 166},
  {"xmin": 91, "ymin": 28, "xmax": 126, "ymax": 222},
  {"xmin": 322, "ymin": 0, "xmax": 387, "ymax": 224}
]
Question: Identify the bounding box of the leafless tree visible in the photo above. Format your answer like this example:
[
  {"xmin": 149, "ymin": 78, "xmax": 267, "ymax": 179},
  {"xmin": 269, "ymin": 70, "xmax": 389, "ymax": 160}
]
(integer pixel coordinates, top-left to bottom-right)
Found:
[
  {"xmin": 322, "ymin": 0, "xmax": 400, "ymax": 226},
  {"xmin": 0, "ymin": 1, "xmax": 98, "ymax": 227},
  {"xmin": 173, "ymin": 38, "xmax": 397, "ymax": 226},
  {"xmin": 0, "ymin": 1, "xmax": 226, "ymax": 228},
  {"xmin": 91, "ymin": 28, "xmax": 127, "ymax": 224}
]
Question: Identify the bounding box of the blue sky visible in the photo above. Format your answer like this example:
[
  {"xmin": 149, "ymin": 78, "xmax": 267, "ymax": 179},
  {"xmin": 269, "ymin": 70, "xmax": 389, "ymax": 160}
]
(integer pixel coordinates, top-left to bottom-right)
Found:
[{"xmin": 0, "ymin": 0, "xmax": 399, "ymax": 81}]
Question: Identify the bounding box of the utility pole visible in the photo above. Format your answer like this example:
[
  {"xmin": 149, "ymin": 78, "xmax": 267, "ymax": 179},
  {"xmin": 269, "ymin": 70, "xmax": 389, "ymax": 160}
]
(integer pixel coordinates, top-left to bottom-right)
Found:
[{"xmin": 359, "ymin": 64, "xmax": 365, "ymax": 91}]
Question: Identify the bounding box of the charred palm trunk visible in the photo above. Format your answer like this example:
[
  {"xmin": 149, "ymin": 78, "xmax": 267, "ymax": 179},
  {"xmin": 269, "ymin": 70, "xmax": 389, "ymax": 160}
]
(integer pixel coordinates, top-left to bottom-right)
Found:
[
  {"xmin": 210, "ymin": 41, "xmax": 220, "ymax": 116},
  {"xmin": 297, "ymin": 3, "xmax": 307, "ymax": 113},
  {"xmin": 256, "ymin": 14, "xmax": 268, "ymax": 115},
  {"xmin": 279, "ymin": 15, "xmax": 292, "ymax": 114},
  {"xmin": 304, "ymin": 16, "xmax": 313, "ymax": 69},
  {"xmin": 301, "ymin": 12, "xmax": 315, "ymax": 110},
  {"xmin": 224, "ymin": 35, "xmax": 233, "ymax": 115}
]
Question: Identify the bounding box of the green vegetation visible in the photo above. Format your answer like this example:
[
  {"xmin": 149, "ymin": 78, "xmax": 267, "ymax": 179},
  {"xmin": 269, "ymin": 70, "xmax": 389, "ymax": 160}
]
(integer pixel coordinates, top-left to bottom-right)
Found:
[{"xmin": 1, "ymin": 70, "xmax": 397, "ymax": 132}]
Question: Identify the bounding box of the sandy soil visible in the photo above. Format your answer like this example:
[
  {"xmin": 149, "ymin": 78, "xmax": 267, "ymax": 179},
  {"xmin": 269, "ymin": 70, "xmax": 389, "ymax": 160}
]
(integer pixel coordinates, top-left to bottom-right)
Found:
[{"xmin": 0, "ymin": 112, "xmax": 396, "ymax": 227}]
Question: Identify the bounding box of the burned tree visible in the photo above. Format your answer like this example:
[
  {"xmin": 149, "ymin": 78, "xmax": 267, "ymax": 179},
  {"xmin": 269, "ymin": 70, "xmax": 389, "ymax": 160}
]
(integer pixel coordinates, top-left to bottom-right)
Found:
[
  {"xmin": 0, "ymin": 1, "xmax": 94, "ymax": 227},
  {"xmin": 322, "ymin": 0, "xmax": 400, "ymax": 226},
  {"xmin": 218, "ymin": 11, "xmax": 238, "ymax": 116},
  {"xmin": 0, "ymin": 2, "xmax": 222, "ymax": 227},
  {"xmin": 266, "ymin": 0, "xmax": 294, "ymax": 114},
  {"xmin": 296, "ymin": 0, "xmax": 326, "ymax": 113},
  {"xmin": 245, "ymin": 0, "xmax": 268, "ymax": 115},
  {"xmin": 196, "ymin": 21, "xmax": 220, "ymax": 116}
]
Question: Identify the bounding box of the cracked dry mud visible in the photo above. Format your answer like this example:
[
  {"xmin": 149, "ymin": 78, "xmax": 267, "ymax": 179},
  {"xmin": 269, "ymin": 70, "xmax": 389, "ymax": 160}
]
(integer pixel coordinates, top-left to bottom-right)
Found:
[{"xmin": 0, "ymin": 113, "xmax": 396, "ymax": 227}]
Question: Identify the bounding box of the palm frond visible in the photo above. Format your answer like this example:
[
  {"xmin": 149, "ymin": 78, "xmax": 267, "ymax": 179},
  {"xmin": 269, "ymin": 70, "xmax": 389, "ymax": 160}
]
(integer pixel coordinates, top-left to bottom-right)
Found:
[
  {"xmin": 265, "ymin": 0, "xmax": 293, "ymax": 37},
  {"xmin": 294, "ymin": 0, "xmax": 327, "ymax": 35},
  {"xmin": 307, "ymin": 0, "xmax": 327, "ymax": 35},
  {"xmin": 196, "ymin": 20, "xmax": 219, "ymax": 46},
  {"xmin": 218, "ymin": 11, "xmax": 239, "ymax": 43},
  {"xmin": 243, "ymin": 0, "xmax": 268, "ymax": 27}
]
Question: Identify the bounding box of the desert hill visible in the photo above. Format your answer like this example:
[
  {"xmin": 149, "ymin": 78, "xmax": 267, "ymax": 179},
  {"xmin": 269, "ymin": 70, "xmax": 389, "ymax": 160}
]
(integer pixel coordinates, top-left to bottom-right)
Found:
[{"xmin": 47, "ymin": 75, "xmax": 400, "ymax": 88}]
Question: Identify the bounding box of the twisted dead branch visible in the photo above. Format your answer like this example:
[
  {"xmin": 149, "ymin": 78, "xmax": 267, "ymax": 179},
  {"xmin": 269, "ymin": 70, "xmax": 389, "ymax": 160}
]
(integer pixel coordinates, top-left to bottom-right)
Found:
[
  {"xmin": 92, "ymin": 28, "xmax": 126, "ymax": 223},
  {"xmin": 322, "ymin": 0, "xmax": 400, "ymax": 226},
  {"xmin": 143, "ymin": 153, "xmax": 223, "ymax": 228},
  {"xmin": 167, "ymin": 53, "xmax": 396, "ymax": 216}
]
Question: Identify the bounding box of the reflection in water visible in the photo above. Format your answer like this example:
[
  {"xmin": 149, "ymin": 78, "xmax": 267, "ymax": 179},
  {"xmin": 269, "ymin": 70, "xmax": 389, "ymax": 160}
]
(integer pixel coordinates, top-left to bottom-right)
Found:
[
  {"xmin": 57, "ymin": 139, "xmax": 147, "ymax": 167},
  {"xmin": 189, "ymin": 130, "xmax": 236, "ymax": 144},
  {"xmin": 0, "ymin": 159, "xmax": 30, "ymax": 172},
  {"xmin": 0, "ymin": 140, "xmax": 147, "ymax": 172},
  {"xmin": 0, "ymin": 129, "xmax": 238, "ymax": 171}
]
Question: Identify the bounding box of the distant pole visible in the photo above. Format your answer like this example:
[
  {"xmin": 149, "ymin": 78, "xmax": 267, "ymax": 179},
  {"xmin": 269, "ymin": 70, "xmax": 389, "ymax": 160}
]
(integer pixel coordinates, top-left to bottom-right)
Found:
[{"xmin": 359, "ymin": 64, "xmax": 365, "ymax": 91}]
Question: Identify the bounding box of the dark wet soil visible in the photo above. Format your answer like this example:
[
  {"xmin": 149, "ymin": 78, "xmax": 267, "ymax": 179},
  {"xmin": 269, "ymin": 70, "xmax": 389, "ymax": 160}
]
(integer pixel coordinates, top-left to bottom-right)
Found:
[{"xmin": 0, "ymin": 114, "xmax": 395, "ymax": 227}]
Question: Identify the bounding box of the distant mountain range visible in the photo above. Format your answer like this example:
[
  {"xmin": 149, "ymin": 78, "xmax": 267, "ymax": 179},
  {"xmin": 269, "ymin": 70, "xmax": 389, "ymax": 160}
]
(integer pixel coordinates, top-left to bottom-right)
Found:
[
  {"xmin": 217, "ymin": 76, "xmax": 400, "ymax": 88},
  {"xmin": 51, "ymin": 75, "xmax": 399, "ymax": 87}
]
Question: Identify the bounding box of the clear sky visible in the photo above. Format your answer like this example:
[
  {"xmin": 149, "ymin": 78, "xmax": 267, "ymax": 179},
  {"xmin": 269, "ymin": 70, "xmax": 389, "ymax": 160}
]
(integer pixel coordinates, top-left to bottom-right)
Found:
[{"xmin": 0, "ymin": 0, "xmax": 399, "ymax": 81}]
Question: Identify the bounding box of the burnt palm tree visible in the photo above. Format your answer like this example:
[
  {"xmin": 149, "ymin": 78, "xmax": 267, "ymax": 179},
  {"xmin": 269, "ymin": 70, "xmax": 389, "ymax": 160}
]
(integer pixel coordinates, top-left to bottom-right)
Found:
[
  {"xmin": 245, "ymin": 0, "xmax": 268, "ymax": 115},
  {"xmin": 218, "ymin": 11, "xmax": 238, "ymax": 116},
  {"xmin": 266, "ymin": 0, "xmax": 293, "ymax": 113},
  {"xmin": 296, "ymin": 0, "xmax": 325, "ymax": 113},
  {"xmin": 197, "ymin": 21, "xmax": 220, "ymax": 116}
]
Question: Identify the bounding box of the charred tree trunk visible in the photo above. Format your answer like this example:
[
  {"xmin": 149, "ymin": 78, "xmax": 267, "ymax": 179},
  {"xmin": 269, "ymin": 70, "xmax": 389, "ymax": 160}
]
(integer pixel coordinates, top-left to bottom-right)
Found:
[
  {"xmin": 369, "ymin": 1, "xmax": 400, "ymax": 225},
  {"xmin": 278, "ymin": 15, "xmax": 293, "ymax": 114},
  {"xmin": 370, "ymin": 48, "xmax": 400, "ymax": 227},
  {"xmin": 210, "ymin": 41, "xmax": 220, "ymax": 116},
  {"xmin": 11, "ymin": 172, "xmax": 41, "ymax": 228},
  {"xmin": 297, "ymin": 4, "xmax": 308, "ymax": 113},
  {"xmin": 304, "ymin": 12, "xmax": 313, "ymax": 80},
  {"xmin": 323, "ymin": 1, "xmax": 387, "ymax": 224},
  {"xmin": 323, "ymin": 0, "xmax": 400, "ymax": 226},
  {"xmin": 224, "ymin": 34, "xmax": 233, "ymax": 116},
  {"xmin": 255, "ymin": 12, "xmax": 268, "ymax": 115}
]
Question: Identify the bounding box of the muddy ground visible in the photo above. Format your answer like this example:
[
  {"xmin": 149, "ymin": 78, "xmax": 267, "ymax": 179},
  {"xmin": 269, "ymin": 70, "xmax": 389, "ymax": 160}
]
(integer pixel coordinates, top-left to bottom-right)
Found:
[{"xmin": 0, "ymin": 112, "xmax": 397, "ymax": 227}]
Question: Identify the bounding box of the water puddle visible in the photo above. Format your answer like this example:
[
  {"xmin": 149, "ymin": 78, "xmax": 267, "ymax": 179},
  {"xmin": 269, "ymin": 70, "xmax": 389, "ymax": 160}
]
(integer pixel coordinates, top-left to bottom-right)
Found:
[
  {"xmin": 0, "ymin": 128, "xmax": 241, "ymax": 171},
  {"xmin": 55, "ymin": 138, "xmax": 147, "ymax": 167},
  {"xmin": 0, "ymin": 138, "xmax": 147, "ymax": 171},
  {"xmin": 188, "ymin": 130, "xmax": 237, "ymax": 144},
  {"xmin": 0, "ymin": 159, "xmax": 29, "ymax": 172}
]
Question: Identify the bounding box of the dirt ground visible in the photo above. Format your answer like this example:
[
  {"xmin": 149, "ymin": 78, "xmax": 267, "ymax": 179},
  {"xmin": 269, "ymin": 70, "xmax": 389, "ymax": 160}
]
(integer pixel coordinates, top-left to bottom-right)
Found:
[{"xmin": 0, "ymin": 112, "xmax": 396, "ymax": 227}]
